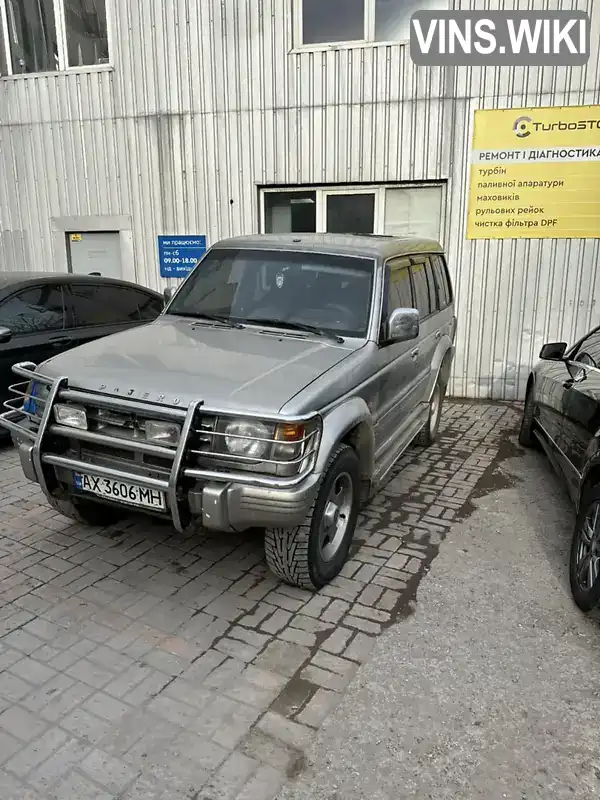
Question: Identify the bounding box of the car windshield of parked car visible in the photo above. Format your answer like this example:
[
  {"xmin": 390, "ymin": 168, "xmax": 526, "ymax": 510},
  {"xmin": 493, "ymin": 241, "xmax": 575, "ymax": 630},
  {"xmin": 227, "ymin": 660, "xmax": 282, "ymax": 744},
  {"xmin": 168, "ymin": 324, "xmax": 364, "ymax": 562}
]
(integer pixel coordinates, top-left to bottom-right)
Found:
[{"xmin": 166, "ymin": 248, "xmax": 375, "ymax": 338}]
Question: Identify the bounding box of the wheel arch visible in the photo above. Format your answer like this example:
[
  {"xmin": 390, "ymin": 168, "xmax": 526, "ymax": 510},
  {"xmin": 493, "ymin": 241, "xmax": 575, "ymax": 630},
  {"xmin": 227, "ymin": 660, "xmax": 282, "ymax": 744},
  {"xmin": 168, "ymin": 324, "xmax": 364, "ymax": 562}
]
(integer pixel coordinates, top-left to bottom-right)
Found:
[
  {"xmin": 578, "ymin": 462, "xmax": 600, "ymax": 512},
  {"xmin": 425, "ymin": 341, "xmax": 454, "ymax": 403},
  {"xmin": 317, "ymin": 397, "xmax": 374, "ymax": 498}
]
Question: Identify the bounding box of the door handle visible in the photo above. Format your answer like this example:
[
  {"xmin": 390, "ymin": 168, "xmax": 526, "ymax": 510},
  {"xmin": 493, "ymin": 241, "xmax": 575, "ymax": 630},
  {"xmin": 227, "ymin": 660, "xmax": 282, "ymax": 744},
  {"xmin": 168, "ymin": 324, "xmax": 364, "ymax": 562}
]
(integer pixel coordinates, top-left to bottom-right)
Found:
[
  {"xmin": 411, "ymin": 348, "xmax": 419, "ymax": 360},
  {"xmin": 49, "ymin": 336, "xmax": 72, "ymax": 347}
]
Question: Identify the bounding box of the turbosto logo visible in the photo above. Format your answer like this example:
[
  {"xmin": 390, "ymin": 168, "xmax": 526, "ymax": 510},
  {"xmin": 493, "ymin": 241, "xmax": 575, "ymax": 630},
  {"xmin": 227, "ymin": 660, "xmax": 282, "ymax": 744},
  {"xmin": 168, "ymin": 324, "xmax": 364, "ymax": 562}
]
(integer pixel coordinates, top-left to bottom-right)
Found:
[
  {"xmin": 513, "ymin": 116, "xmax": 532, "ymax": 138},
  {"xmin": 511, "ymin": 116, "xmax": 600, "ymax": 137}
]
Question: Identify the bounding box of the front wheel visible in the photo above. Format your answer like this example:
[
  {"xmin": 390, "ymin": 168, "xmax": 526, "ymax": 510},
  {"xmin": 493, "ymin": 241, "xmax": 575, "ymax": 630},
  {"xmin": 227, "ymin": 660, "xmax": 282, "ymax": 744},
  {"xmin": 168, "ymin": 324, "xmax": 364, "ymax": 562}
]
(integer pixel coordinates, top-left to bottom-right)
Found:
[
  {"xmin": 569, "ymin": 487, "xmax": 600, "ymax": 612},
  {"xmin": 264, "ymin": 444, "xmax": 360, "ymax": 590},
  {"xmin": 519, "ymin": 388, "xmax": 538, "ymax": 448}
]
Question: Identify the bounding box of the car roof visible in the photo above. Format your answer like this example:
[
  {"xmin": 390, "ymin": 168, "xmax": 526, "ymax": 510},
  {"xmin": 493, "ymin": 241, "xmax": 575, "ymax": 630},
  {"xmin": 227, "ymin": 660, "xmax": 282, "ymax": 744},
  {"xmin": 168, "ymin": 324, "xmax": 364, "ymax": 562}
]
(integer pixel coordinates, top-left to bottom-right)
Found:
[
  {"xmin": 211, "ymin": 233, "xmax": 444, "ymax": 260},
  {"xmin": 0, "ymin": 271, "xmax": 162, "ymax": 297}
]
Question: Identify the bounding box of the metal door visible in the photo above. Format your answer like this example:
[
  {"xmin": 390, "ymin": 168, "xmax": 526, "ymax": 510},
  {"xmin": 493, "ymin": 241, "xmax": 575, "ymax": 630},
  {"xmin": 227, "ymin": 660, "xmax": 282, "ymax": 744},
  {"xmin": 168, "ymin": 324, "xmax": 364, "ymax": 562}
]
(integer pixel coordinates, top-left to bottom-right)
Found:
[{"xmin": 68, "ymin": 232, "xmax": 122, "ymax": 279}]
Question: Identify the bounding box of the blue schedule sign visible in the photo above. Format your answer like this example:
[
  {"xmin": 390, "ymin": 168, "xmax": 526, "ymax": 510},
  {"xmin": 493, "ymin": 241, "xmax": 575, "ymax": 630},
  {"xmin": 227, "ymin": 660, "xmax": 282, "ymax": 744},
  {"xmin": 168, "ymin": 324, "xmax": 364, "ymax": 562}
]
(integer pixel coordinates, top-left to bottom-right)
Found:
[{"xmin": 158, "ymin": 235, "xmax": 207, "ymax": 278}]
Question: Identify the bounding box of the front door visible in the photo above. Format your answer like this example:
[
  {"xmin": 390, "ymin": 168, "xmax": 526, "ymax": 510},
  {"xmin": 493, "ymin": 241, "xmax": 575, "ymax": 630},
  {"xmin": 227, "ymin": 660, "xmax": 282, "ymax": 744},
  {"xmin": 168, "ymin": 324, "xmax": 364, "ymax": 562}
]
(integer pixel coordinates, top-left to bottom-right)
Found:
[
  {"xmin": 559, "ymin": 329, "xmax": 600, "ymax": 494},
  {"xmin": 374, "ymin": 257, "xmax": 421, "ymax": 458},
  {"xmin": 535, "ymin": 359, "xmax": 572, "ymax": 444}
]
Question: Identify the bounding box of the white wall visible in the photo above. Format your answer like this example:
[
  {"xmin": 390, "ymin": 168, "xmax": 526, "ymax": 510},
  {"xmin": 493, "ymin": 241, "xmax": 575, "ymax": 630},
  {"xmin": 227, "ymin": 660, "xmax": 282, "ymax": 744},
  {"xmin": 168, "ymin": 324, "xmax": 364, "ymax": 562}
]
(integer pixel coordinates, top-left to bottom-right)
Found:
[{"xmin": 0, "ymin": 0, "xmax": 598, "ymax": 399}]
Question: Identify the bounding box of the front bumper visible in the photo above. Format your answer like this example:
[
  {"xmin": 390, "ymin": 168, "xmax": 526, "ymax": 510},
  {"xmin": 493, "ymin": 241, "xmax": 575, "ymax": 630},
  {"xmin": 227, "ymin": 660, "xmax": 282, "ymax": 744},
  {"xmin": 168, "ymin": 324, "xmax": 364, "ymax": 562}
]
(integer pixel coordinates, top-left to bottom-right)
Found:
[
  {"xmin": 4, "ymin": 363, "xmax": 321, "ymax": 533},
  {"xmin": 43, "ymin": 452, "xmax": 320, "ymax": 531}
]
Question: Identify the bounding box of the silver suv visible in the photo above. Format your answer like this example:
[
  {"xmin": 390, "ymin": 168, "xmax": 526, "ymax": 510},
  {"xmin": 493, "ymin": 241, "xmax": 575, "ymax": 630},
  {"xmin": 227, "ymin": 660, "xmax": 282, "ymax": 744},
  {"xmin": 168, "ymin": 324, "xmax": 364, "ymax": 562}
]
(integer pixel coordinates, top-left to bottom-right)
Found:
[{"xmin": 1, "ymin": 234, "xmax": 455, "ymax": 590}]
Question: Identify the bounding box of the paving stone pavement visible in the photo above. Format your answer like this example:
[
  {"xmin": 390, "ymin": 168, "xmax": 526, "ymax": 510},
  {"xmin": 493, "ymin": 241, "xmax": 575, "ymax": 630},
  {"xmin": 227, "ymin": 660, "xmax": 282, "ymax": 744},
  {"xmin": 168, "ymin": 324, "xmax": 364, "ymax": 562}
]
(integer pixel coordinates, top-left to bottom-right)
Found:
[{"xmin": 0, "ymin": 402, "xmax": 520, "ymax": 799}]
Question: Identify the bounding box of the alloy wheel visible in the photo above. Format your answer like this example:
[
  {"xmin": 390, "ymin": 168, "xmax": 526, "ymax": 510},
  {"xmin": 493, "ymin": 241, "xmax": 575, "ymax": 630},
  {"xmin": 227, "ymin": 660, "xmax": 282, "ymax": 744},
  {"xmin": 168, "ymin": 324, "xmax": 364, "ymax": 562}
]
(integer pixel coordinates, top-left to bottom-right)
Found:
[
  {"xmin": 319, "ymin": 472, "xmax": 353, "ymax": 562},
  {"xmin": 575, "ymin": 501, "xmax": 600, "ymax": 591}
]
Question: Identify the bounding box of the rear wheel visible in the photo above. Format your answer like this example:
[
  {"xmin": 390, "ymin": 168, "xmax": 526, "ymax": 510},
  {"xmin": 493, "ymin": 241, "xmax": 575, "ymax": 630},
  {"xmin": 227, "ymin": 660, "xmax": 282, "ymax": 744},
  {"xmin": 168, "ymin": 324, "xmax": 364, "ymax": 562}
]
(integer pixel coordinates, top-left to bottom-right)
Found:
[
  {"xmin": 264, "ymin": 444, "xmax": 360, "ymax": 590},
  {"xmin": 519, "ymin": 387, "xmax": 537, "ymax": 448},
  {"xmin": 416, "ymin": 380, "xmax": 444, "ymax": 447},
  {"xmin": 47, "ymin": 493, "xmax": 123, "ymax": 527},
  {"xmin": 570, "ymin": 487, "xmax": 600, "ymax": 612}
]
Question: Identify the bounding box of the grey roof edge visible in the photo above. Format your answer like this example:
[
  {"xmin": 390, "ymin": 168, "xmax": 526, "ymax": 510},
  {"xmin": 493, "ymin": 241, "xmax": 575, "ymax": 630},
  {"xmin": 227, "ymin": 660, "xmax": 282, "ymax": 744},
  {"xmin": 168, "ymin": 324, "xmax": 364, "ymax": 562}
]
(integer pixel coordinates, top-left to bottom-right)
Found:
[{"xmin": 210, "ymin": 233, "xmax": 444, "ymax": 259}]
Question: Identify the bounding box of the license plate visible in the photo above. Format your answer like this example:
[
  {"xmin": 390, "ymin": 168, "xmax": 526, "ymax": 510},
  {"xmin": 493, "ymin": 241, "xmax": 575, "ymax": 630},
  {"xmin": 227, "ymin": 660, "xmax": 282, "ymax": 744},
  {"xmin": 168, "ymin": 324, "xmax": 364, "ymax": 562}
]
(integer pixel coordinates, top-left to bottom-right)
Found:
[{"xmin": 73, "ymin": 473, "xmax": 166, "ymax": 511}]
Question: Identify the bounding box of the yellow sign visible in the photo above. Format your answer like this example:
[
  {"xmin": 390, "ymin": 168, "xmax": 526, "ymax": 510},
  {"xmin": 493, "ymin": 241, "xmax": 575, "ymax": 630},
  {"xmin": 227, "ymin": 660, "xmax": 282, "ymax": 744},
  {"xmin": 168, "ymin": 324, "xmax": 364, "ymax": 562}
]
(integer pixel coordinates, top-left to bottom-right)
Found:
[
  {"xmin": 70, "ymin": 233, "xmax": 82, "ymax": 242},
  {"xmin": 466, "ymin": 105, "xmax": 600, "ymax": 239}
]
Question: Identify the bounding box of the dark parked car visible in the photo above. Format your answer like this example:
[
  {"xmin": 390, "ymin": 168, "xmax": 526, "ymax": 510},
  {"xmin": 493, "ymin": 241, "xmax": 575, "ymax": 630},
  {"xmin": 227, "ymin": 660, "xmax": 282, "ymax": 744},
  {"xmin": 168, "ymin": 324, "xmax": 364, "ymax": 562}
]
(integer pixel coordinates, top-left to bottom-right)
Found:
[
  {"xmin": 0, "ymin": 273, "xmax": 164, "ymax": 434},
  {"xmin": 520, "ymin": 328, "xmax": 600, "ymax": 612}
]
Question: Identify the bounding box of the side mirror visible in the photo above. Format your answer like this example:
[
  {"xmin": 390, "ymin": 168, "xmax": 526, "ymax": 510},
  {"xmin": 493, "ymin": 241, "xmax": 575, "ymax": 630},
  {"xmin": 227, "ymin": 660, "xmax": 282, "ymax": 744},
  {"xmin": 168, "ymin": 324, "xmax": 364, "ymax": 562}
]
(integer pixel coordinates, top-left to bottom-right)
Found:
[
  {"xmin": 163, "ymin": 287, "xmax": 173, "ymax": 306},
  {"xmin": 0, "ymin": 326, "xmax": 12, "ymax": 344},
  {"xmin": 539, "ymin": 342, "xmax": 567, "ymax": 361},
  {"xmin": 384, "ymin": 308, "xmax": 420, "ymax": 345}
]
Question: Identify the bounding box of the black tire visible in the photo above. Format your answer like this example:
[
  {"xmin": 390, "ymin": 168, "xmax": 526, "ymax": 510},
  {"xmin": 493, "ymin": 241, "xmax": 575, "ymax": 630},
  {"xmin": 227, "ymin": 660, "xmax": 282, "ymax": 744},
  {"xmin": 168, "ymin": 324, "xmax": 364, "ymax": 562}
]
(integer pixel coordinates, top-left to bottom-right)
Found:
[
  {"xmin": 416, "ymin": 380, "xmax": 445, "ymax": 447},
  {"xmin": 47, "ymin": 493, "xmax": 123, "ymax": 527},
  {"xmin": 519, "ymin": 388, "xmax": 537, "ymax": 448},
  {"xmin": 264, "ymin": 444, "xmax": 360, "ymax": 590},
  {"xmin": 569, "ymin": 485, "xmax": 600, "ymax": 612}
]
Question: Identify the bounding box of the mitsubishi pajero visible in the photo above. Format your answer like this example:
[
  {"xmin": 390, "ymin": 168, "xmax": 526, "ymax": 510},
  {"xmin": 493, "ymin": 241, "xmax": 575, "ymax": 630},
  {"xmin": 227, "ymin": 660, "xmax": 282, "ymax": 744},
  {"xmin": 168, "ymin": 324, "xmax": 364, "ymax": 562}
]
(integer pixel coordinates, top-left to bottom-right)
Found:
[{"xmin": 1, "ymin": 234, "xmax": 455, "ymax": 590}]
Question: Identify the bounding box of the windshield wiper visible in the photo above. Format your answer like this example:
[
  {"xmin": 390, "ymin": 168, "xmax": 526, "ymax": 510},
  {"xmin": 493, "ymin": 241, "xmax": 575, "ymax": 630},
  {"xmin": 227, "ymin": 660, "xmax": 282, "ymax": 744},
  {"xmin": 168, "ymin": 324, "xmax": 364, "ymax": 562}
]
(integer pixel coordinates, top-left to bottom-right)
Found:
[
  {"xmin": 238, "ymin": 317, "xmax": 344, "ymax": 344},
  {"xmin": 168, "ymin": 311, "xmax": 244, "ymax": 329}
]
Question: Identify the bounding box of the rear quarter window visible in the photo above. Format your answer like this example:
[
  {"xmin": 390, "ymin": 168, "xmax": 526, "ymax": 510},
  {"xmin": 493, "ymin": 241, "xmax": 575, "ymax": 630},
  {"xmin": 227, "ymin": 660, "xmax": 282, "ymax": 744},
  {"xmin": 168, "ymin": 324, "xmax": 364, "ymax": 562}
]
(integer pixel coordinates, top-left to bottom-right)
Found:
[{"xmin": 431, "ymin": 255, "xmax": 452, "ymax": 309}]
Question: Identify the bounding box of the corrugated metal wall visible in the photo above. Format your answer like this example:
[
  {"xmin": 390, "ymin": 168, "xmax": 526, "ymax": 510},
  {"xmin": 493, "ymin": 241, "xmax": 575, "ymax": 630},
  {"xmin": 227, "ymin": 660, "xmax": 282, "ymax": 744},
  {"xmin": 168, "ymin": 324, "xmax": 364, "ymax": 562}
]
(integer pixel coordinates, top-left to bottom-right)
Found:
[{"xmin": 0, "ymin": 0, "xmax": 599, "ymax": 400}]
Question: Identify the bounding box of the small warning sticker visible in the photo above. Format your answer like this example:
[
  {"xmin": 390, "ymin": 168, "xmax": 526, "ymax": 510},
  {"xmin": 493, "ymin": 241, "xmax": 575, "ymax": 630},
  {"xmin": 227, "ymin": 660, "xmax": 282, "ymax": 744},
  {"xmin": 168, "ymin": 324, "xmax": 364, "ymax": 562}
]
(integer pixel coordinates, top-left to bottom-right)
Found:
[{"xmin": 70, "ymin": 233, "xmax": 83, "ymax": 242}]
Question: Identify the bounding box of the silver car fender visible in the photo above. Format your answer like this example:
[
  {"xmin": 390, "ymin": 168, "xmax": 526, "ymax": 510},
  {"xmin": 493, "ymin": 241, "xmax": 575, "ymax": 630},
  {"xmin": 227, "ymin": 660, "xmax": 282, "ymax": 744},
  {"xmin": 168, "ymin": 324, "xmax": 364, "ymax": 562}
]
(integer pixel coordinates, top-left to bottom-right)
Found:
[{"xmin": 314, "ymin": 396, "xmax": 374, "ymax": 481}]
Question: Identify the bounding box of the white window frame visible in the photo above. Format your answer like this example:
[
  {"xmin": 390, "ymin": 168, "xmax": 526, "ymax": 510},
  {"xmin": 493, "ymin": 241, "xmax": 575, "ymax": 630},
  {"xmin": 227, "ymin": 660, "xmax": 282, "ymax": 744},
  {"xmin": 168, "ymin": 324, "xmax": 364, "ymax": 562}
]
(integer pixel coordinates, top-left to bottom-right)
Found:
[
  {"xmin": 0, "ymin": 0, "xmax": 113, "ymax": 78},
  {"xmin": 293, "ymin": 0, "xmax": 447, "ymax": 52},
  {"xmin": 260, "ymin": 183, "xmax": 447, "ymax": 243}
]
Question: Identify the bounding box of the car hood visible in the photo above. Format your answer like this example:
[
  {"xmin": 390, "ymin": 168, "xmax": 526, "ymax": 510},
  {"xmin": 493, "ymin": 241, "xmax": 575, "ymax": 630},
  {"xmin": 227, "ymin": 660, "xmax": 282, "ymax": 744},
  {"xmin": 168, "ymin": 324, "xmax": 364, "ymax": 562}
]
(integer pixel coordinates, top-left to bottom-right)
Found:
[{"xmin": 38, "ymin": 316, "xmax": 358, "ymax": 414}]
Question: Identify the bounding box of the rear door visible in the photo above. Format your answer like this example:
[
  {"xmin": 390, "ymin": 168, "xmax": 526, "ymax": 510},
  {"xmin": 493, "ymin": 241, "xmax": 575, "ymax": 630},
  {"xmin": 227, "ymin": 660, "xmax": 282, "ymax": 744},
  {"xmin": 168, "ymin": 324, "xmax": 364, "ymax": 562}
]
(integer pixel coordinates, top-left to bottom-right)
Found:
[
  {"xmin": 0, "ymin": 283, "xmax": 67, "ymax": 403},
  {"xmin": 65, "ymin": 282, "xmax": 162, "ymax": 348},
  {"xmin": 431, "ymin": 254, "xmax": 455, "ymax": 340},
  {"xmin": 409, "ymin": 255, "xmax": 439, "ymax": 408}
]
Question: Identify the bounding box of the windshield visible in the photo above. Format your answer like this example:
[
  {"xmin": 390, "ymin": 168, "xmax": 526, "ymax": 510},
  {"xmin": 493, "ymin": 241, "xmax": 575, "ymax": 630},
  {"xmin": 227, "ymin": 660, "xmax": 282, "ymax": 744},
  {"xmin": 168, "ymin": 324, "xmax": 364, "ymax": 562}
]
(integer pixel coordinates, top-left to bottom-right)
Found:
[{"xmin": 166, "ymin": 248, "xmax": 375, "ymax": 339}]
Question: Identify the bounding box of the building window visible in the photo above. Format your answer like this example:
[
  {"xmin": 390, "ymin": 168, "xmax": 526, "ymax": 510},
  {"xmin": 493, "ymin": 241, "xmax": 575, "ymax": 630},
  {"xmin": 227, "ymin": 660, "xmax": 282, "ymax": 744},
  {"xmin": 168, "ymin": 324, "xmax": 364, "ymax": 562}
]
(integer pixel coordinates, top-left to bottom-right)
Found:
[
  {"xmin": 264, "ymin": 191, "xmax": 317, "ymax": 234},
  {"xmin": 262, "ymin": 184, "xmax": 445, "ymax": 242},
  {"xmin": 0, "ymin": 0, "xmax": 108, "ymax": 75},
  {"xmin": 64, "ymin": 0, "xmax": 108, "ymax": 67},
  {"xmin": 298, "ymin": 0, "xmax": 447, "ymax": 47}
]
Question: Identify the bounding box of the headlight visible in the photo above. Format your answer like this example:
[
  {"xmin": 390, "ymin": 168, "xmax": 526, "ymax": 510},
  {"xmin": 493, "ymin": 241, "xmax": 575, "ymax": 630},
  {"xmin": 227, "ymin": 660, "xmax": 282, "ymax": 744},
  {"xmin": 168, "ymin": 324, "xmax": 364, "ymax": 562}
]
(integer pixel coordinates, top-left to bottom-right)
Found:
[
  {"xmin": 145, "ymin": 420, "xmax": 181, "ymax": 447},
  {"xmin": 23, "ymin": 381, "xmax": 50, "ymax": 417},
  {"xmin": 54, "ymin": 404, "xmax": 88, "ymax": 430},
  {"xmin": 224, "ymin": 419, "xmax": 271, "ymax": 459}
]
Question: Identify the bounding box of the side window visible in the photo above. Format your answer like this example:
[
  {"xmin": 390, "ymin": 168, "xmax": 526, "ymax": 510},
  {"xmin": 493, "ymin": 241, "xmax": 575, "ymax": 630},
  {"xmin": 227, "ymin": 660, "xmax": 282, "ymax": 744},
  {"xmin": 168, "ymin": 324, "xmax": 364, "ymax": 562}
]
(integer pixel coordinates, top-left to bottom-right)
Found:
[
  {"xmin": 572, "ymin": 330, "xmax": 600, "ymax": 367},
  {"xmin": 410, "ymin": 260, "xmax": 432, "ymax": 319},
  {"xmin": 69, "ymin": 284, "xmax": 143, "ymax": 327},
  {"xmin": 0, "ymin": 285, "xmax": 65, "ymax": 334},
  {"xmin": 431, "ymin": 255, "xmax": 452, "ymax": 309},
  {"xmin": 136, "ymin": 291, "xmax": 163, "ymax": 321},
  {"xmin": 414, "ymin": 256, "xmax": 438, "ymax": 313},
  {"xmin": 387, "ymin": 257, "xmax": 414, "ymax": 312}
]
